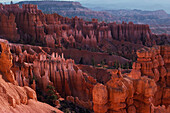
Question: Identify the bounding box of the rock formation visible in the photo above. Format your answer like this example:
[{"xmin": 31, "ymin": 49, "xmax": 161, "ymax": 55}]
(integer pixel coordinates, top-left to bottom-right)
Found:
[
  {"xmin": 0, "ymin": 4, "xmax": 169, "ymax": 113},
  {"xmin": 0, "ymin": 32, "xmax": 169, "ymax": 113},
  {"xmin": 0, "ymin": 39, "xmax": 16, "ymax": 84},
  {"xmin": 90, "ymin": 45, "xmax": 170, "ymax": 113},
  {"xmin": 7, "ymin": 40, "xmax": 97, "ymax": 110},
  {"xmin": 0, "ymin": 4, "xmax": 169, "ymax": 62},
  {"xmin": 0, "ymin": 39, "xmax": 63, "ymax": 113},
  {"xmin": 0, "ymin": 13, "xmax": 20, "ymax": 42},
  {"xmin": 92, "ymin": 71, "xmax": 158, "ymax": 113},
  {"xmin": 0, "ymin": 74, "xmax": 62, "ymax": 113},
  {"xmin": 17, "ymin": 1, "xmax": 170, "ymax": 35},
  {"xmin": 8, "ymin": 39, "xmax": 169, "ymax": 113},
  {"xmin": 129, "ymin": 45, "xmax": 170, "ymax": 107}
]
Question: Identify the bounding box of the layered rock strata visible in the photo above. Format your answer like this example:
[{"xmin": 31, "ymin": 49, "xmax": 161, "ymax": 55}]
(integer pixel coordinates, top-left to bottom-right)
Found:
[
  {"xmin": 0, "ymin": 4, "xmax": 169, "ymax": 61},
  {"xmin": 129, "ymin": 45, "xmax": 170, "ymax": 107},
  {"xmin": 0, "ymin": 37, "xmax": 170, "ymax": 113},
  {"xmin": 0, "ymin": 39, "xmax": 63, "ymax": 113}
]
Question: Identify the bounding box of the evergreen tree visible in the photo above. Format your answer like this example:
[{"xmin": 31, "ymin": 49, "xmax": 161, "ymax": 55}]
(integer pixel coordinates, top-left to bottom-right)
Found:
[
  {"xmin": 91, "ymin": 57, "xmax": 95, "ymax": 66},
  {"xmin": 46, "ymin": 85, "xmax": 58, "ymax": 106},
  {"xmin": 113, "ymin": 61, "xmax": 118, "ymax": 69},
  {"xmin": 100, "ymin": 60, "xmax": 105, "ymax": 68},
  {"xmin": 10, "ymin": 1, "xmax": 13, "ymax": 4},
  {"xmin": 79, "ymin": 57, "xmax": 84, "ymax": 64}
]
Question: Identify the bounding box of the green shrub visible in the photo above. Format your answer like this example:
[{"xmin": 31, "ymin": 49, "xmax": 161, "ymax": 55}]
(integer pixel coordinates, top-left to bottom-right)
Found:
[{"xmin": 46, "ymin": 85, "xmax": 58, "ymax": 106}]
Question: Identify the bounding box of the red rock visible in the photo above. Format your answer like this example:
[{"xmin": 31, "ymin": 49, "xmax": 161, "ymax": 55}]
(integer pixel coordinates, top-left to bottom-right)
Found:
[
  {"xmin": 24, "ymin": 86, "xmax": 37, "ymax": 100},
  {"xmin": 0, "ymin": 73, "xmax": 62, "ymax": 113},
  {"xmin": 22, "ymin": 4, "xmax": 38, "ymax": 13},
  {"xmin": 128, "ymin": 105, "xmax": 136, "ymax": 113},
  {"xmin": 45, "ymin": 35, "xmax": 55, "ymax": 48},
  {"xmin": 129, "ymin": 62, "xmax": 141, "ymax": 79},
  {"xmin": 92, "ymin": 83, "xmax": 108, "ymax": 113},
  {"xmin": 0, "ymin": 13, "xmax": 20, "ymax": 42},
  {"xmin": 0, "ymin": 3, "xmax": 168, "ymax": 62},
  {"xmin": 31, "ymin": 80, "xmax": 36, "ymax": 91},
  {"xmin": 162, "ymin": 88, "xmax": 170, "ymax": 107},
  {"xmin": 130, "ymin": 45, "xmax": 170, "ymax": 112},
  {"xmin": 0, "ymin": 39, "xmax": 16, "ymax": 84},
  {"xmin": 66, "ymin": 96, "xmax": 74, "ymax": 103},
  {"xmin": 0, "ymin": 4, "xmax": 169, "ymax": 113}
]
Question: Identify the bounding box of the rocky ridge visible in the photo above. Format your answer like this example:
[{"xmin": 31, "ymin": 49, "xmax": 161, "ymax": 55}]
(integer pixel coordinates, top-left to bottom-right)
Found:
[
  {"xmin": 0, "ymin": 37, "xmax": 169, "ymax": 113},
  {"xmin": 0, "ymin": 3, "xmax": 169, "ymax": 62},
  {"xmin": 129, "ymin": 45, "xmax": 170, "ymax": 107},
  {"xmin": 92, "ymin": 45, "xmax": 170, "ymax": 113},
  {"xmin": 0, "ymin": 39, "xmax": 63, "ymax": 113},
  {"xmin": 0, "ymin": 3, "xmax": 169, "ymax": 113},
  {"xmin": 17, "ymin": 1, "xmax": 170, "ymax": 34}
]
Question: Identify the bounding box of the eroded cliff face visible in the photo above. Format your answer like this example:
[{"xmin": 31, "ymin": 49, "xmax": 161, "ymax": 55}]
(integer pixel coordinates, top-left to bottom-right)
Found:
[
  {"xmin": 8, "ymin": 40, "xmax": 97, "ymax": 110},
  {"xmin": 9, "ymin": 43, "xmax": 170, "ymax": 113},
  {"xmin": 125, "ymin": 45, "xmax": 170, "ymax": 113},
  {"xmin": 0, "ymin": 75, "xmax": 63, "ymax": 113},
  {"xmin": 92, "ymin": 45, "xmax": 170, "ymax": 113},
  {"xmin": 0, "ymin": 4, "xmax": 169, "ymax": 113},
  {"xmin": 129, "ymin": 45, "xmax": 170, "ymax": 107},
  {"xmin": 92, "ymin": 70, "xmax": 158, "ymax": 113},
  {"xmin": 0, "ymin": 4, "xmax": 169, "ymax": 61},
  {"xmin": 0, "ymin": 39, "xmax": 63, "ymax": 113},
  {"xmin": 0, "ymin": 35, "xmax": 169, "ymax": 113}
]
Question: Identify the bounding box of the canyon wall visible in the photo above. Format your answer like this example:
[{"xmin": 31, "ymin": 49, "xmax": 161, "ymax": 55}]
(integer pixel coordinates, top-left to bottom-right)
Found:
[
  {"xmin": 92, "ymin": 45, "xmax": 170, "ymax": 113},
  {"xmin": 6, "ymin": 38, "xmax": 170, "ymax": 113},
  {"xmin": 8, "ymin": 40, "xmax": 97, "ymax": 109},
  {"xmin": 0, "ymin": 4, "xmax": 169, "ymax": 61},
  {"xmin": 0, "ymin": 39, "xmax": 62, "ymax": 113},
  {"xmin": 0, "ymin": 34, "xmax": 169, "ymax": 113},
  {"xmin": 0, "ymin": 4, "xmax": 169, "ymax": 113},
  {"xmin": 129, "ymin": 45, "xmax": 170, "ymax": 107}
]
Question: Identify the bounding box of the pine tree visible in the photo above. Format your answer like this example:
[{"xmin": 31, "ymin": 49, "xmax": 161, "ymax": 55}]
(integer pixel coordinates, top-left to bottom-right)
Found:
[
  {"xmin": 79, "ymin": 57, "xmax": 84, "ymax": 64},
  {"xmin": 92, "ymin": 58, "xmax": 95, "ymax": 66},
  {"xmin": 46, "ymin": 85, "xmax": 58, "ymax": 106}
]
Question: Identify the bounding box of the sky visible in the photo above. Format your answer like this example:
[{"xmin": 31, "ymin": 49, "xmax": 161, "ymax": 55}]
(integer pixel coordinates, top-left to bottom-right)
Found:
[{"xmin": 1, "ymin": 0, "xmax": 170, "ymax": 13}]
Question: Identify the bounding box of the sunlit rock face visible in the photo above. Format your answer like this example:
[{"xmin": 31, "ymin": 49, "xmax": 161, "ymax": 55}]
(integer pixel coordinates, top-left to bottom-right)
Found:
[
  {"xmin": 92, "ymin": 45, "xmax": 170, "ymax": 113},
  {"xmin": 0, "ymin": 30, "xmax": 169, "ymax": 113},
  {"xmin": 130, "ymin": 45, "xmax": 170, "ymax": 107},
  {"xmin": 92, "ymin": 70, "xmax": 158, "ymax": 113},
  {"xmin": 0, "ymin": 39, "xmax": 16, "ymax": 84},
  {"xmin": 0, "ymin": 3, "xmax": 169, "ymax": 113},
  {"xmin": 0, "ymin": 4, "xmax": 169, "ymax": 61},
  {"xmin": 0, "ymin": 39, "xmax": 63, "ymax": 113},
  {"xmin": 7, "ymin": 40, "xmax": 97, "ymax": 110}
]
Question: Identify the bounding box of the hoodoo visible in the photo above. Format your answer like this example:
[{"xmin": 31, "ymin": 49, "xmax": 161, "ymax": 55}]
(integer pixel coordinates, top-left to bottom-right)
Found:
[{"xmin": 0, "ymin": 3, "xmax": 169, "ymax": 113}]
